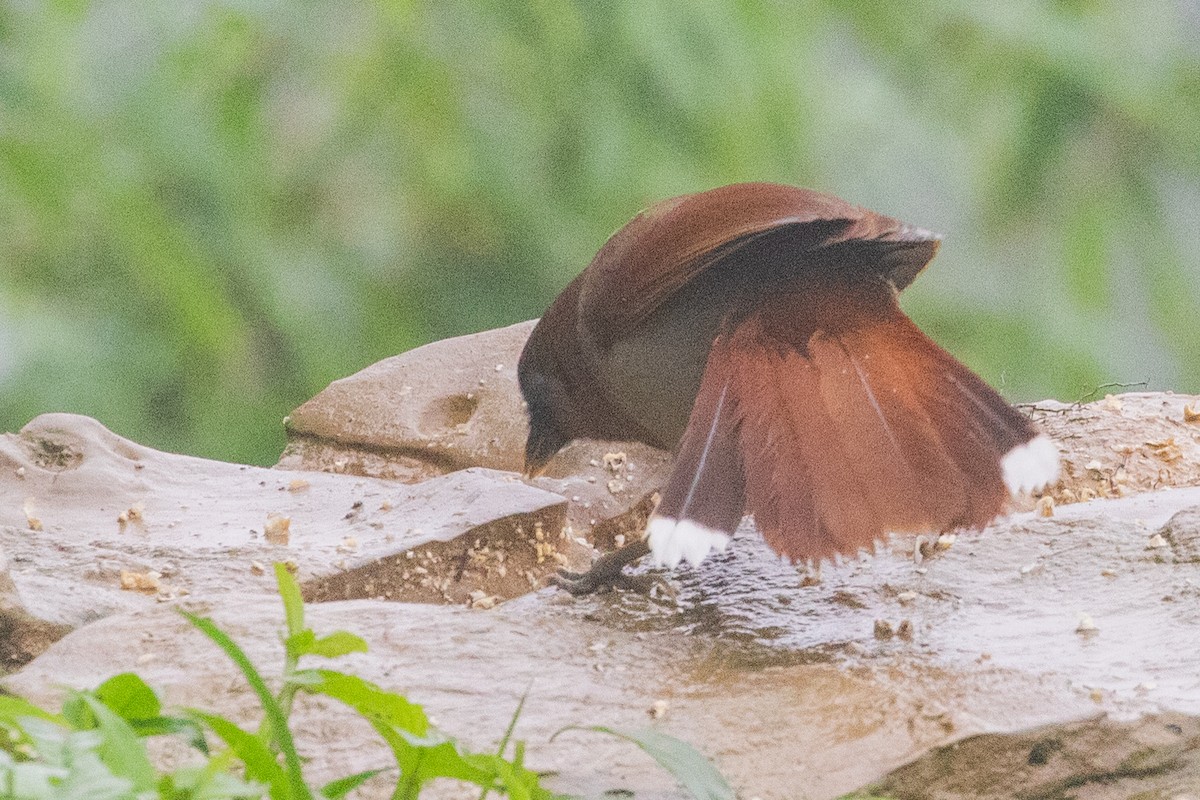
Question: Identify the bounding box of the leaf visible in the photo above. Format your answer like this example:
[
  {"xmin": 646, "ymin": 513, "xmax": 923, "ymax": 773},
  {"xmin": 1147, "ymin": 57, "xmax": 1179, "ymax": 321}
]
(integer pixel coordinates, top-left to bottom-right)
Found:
[
  {"xmin": 0, "ymin": 695, "xmax": 66, "ymax": 726},
  {"xmin": 190, "ymin": 710, "xmax": 291, "ymax": 800},
  {"xmin": 557, "ymin": 726, "xmax": 734, "ymax": 800},
  {"xmin": 81, "ymin": 694, "xmax": 158, "ymax": 792},
  {"xmin": 319, "ymin": 769, "xmax": 384, "ymax": 799},
  {"xmin": 95, "ymin": 672, "xmax": 162, "ymax": 721},
  {"xmin": 306, "ymin": 670, "xmax": 429, "ymax": 736},
  {"xmin": 275, "ymin": 562, "xmax": 305, "ymax": 638},
  {"xmin": 287, "ymin": 630, "xmax": 369, "ymax": 660},
  {"xmin": 182, "ymin": 610, "xmax": 313, "ymax": 800},
  {"xmin": 130, "ymin": 715, "xmax": 211, "ymax": 754}
]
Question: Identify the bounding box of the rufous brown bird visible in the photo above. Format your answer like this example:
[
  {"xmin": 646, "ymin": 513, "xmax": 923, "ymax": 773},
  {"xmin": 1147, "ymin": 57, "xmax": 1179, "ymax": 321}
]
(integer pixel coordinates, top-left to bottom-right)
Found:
[{"xmin": 518, "ymin": 183, "xmax": 1058, "ymax": 592}]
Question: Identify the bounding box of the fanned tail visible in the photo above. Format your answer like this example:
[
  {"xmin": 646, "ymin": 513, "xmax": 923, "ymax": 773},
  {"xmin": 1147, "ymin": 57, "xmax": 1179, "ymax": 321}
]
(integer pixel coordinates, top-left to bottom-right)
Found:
[
  {"xmin": 647, "ymin": 339, "xmax": 746, "ymax": 567},
  {"xmin": 648, "ymin": 275, "xmax": 1059, "ymax": 566}
]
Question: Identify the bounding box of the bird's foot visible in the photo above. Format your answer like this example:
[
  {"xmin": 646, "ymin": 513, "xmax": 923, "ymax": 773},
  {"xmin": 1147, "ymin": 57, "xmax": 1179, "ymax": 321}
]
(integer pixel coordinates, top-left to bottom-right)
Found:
[{"xmin": 549, "ymin": 539, "xmax": 666, "ymax": 596}]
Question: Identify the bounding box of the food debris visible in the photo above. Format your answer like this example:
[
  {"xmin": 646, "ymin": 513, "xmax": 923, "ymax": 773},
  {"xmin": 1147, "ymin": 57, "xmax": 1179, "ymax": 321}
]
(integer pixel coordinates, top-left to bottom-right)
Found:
[
  {"xmin": 250, "ymin": 561, "xmax": 265, "ymax": 576},
  {"xmin": 1184, "ymin": 404, "xmax": 1200, "ymax": 423},
  {"xmin": 468, "ymin": 590, "xmax": 499, "ymax": 610},
  {"xmin": 606, "ymin": 479, "xmax": 625, "ymax": 495},
  {"xmin": 1147, "ymin": 533, "xmax": 1168, "ymax": 549},
  {"xmin": 1100, "ymin": 568, "xmax": 1117, "ymax": 578},
  {"xmin": 337, "ymin": 536, "xmax": 359, "ymax": 553},
  {"xmin": 873, "ymin": 619, "xmax": 894, "ymax": 640},
  {"xmin": 1036, "ymin": 495, "xmax": 1055, "ymax": 518},
  {"xmin": 1085, "ymin": 459, "xmax": 1103, "ymax": 473},
  {"xmin": 602, "ymin": 452, "xmax": 627, "ymax": 472},
  {"xmin": 648, "ymin": 699, "xmax": 669, "ymax": 720},
  {"xmin": 120, "ymin": 570, "xmax": 161, "ymax": 592},
  {"xmin": 1076, "ymin": 613, "xmax": 1099, "ymax": 634},
  {"xmin": 1145, "ymin": 437, "xmax": 1183, "ymax": 463},
  {"xmin": 118, "ymin": 502, "xmax": 146, "ymax": 529},
  {"xmin": 15, "ymin": 467, "xmax": 25, "ymax": 479},
  {"xmin": 287, "ymin": 479, "xmax": 310, "ymax": 492},
  {"xmin": 896, "ymin": 619, "xmax": 914, "ymax": 640},
  {"xmin": 897, "ymin": 591, "xmax": 918, "ymax": 605},
  {"xmin": 264, "ymin": 514, "xmax": 291, "ymax": 545},
  {"xmin": 23, "ymin": 498, "xmax": 42, "ymax": 531}
]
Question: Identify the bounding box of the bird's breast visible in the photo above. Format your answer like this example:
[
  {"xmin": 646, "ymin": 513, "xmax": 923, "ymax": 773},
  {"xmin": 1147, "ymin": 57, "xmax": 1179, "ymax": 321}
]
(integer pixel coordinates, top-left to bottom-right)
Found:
[{"xmin": 592, "ymin": 280, "xmax": 732, "ymax": 451}]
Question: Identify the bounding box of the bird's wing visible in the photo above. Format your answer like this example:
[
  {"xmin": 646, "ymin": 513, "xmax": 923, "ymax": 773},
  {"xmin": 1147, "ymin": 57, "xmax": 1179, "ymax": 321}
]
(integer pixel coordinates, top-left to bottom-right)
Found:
[
  {"xmin": 647, "ymin": 274, "xmax": 1059, "ymax": 566},
  {"xmin": 577, "ymin": 183, "xmax": 938, "ymax": 351}
]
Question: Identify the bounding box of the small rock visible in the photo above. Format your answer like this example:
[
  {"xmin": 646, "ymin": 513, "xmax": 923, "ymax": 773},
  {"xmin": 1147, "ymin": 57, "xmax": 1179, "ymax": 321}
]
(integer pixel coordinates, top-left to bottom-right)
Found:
[
  {"xmin": 1035, "ymin": 495, "xmax": 1054, "ymax": 518},
  {"xmin": 264, "ymin": 514, "xmax": 291, "ymax": 546}
]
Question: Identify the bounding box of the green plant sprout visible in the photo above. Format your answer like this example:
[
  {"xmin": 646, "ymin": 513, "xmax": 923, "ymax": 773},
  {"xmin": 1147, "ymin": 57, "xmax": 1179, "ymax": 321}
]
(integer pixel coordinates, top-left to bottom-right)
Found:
[{"xmin": 0, "ymin": 564, "xmax": 735, "ymax": 800}]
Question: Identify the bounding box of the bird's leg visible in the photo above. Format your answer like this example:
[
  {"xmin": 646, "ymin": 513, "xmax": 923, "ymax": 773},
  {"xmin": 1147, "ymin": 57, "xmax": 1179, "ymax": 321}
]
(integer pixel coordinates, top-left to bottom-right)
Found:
[{"xmin": 550, "ymin": 538, "xmax": 660, "ymax": 595}]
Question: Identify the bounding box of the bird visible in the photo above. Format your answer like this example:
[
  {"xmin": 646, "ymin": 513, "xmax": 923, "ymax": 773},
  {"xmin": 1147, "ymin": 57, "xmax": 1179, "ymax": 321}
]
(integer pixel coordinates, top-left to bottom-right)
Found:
[{"xmin": 517, "ymin": 183, "xmax": 1059, "ymax": 593}]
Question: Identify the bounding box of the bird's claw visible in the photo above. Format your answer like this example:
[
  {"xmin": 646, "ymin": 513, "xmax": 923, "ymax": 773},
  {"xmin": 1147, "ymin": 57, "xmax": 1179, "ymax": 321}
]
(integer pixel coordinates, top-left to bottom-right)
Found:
[
  {"xmin": 547, "ymin": 538, "xmax": 659, "ymax": 596},
  {"xmin": 550, "ymin": 567, "xmax": 661, "ymax": 596}
]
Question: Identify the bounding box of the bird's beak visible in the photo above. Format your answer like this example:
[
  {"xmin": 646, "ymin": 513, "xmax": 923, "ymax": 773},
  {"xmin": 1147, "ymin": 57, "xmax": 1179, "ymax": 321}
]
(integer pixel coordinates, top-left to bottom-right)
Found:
[
  {"xmin": 524, "ymin": 425, "xmax": 567, "ymax": 479},
  {"xmin": 524, "ymin": 455, "xmax": 552, "ymax": 479}
]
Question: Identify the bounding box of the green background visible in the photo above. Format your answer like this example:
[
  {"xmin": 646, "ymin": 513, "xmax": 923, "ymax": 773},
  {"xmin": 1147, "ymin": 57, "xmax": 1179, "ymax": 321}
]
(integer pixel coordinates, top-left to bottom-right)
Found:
[{"xmin": 2, "ymin": 0, "xmax": 1198, "ymax": 466}]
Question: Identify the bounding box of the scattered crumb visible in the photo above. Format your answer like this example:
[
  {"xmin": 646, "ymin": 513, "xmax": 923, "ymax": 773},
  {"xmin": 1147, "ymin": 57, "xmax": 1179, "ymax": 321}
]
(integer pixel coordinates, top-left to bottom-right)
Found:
[
  {"xmin": 23, "ymin": 498, "xmax": 41, "ymax": 531},
  {"xmin": 1076, "ymin": 613, "xmax": 1099, "ymax": 634},
  {"xmin": 250, "ymin": 561, "xmax": 265, "ymax": 576},
  {"xmin": 897, "ymin": 591, "xmax": 917, "ymax": 605},
  {"xmin": 118, "ymin": 502, "xmax": 146, "ymax": 530},
  {"xmin": 135, "ymin": 653, "xmax": 156, "ymax": 665},
  {"xmin": 1085, "ymin": 459, "xmax": 1103, "ymax": 472},
  {"xmin": 602, "ymin": 452, "xmax": 627, "ymax": 472},
  {"xmin": 648, "ymin": 700, "xmax": 669, "ymax": 720},
  {"xmin": 15, "ymin": 467, "xmax": 25, "ymax": 479},
  {"xmin": 468, "ymin": 590, "xmax": 499, "ymax": 610},
  {"xmin": 287, "ymin": 479, "xmax": 310, "ymax": 492},
  {"xmin": 1184, "ymin": 404, "xmax": 1200, "ymax": 423},
  {"xmin": 896, "ymin": 619, "xmax": 914, "ymax": 640},
  {"xmin": 1147, "ymin": 533, "xmax": 1168, "ymax": 549},
  {"xmin": 336, "ymin": 536, "xmax": 358, "ymax": 553},
  {"xmin": 264, "ymin": 514, "xmax": 291, "ymax": 545},
  {"xmin": 606, "ymin": 479, "xmax": 625, "ymax": 495},
  {"xmin": 1036, "ymin": 495, "xmax": 1055, "ymax": 518},
  {"xmin": 120, "ymin": 570, "xmax": 161, "ymax": 592},
  {"xmin": 380, "ymin": 500, "xmax": 393, "ymax": 512},
  {"xmin": 1100, "ymin": 568, "xmax": 1117, "ymax": 578},
  {"xmin": 1145, "ymin": 437, "xmax": 1183, "ymax": 463},
  {"xmin": 873, "ymin": 619, "xmax": 894, "ymax": 640}
]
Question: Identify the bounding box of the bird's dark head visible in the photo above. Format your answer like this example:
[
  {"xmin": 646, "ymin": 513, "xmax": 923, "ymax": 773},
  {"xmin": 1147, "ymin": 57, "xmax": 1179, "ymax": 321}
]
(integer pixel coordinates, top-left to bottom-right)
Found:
[{"xmin": 517, "ymin": 341, "xmax": 573, "ymax": 477}]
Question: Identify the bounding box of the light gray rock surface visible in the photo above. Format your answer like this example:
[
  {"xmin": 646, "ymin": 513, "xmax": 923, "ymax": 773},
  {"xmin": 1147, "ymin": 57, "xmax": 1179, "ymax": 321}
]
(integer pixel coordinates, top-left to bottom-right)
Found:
[
  {"xmin": 4, "ymin": 316, "xmax": 1200, "ymax": 800},
  {"xmin": 276, "ymin": 320, "xmax": 674, "ymax": 551},
  {"xmin": 5, "ymin": 482, "xmax": 1200, "ymax": 798},
  {"xmin": 0, "ymin": 413, "xmax": 571, "ymax": 658}
]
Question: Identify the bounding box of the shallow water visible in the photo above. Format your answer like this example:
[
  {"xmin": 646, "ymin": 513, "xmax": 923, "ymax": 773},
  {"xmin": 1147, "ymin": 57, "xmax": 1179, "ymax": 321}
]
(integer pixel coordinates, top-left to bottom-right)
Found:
[{"xmin": 555, "ymin": 497, "xmax": 1200, "ymax": 719}]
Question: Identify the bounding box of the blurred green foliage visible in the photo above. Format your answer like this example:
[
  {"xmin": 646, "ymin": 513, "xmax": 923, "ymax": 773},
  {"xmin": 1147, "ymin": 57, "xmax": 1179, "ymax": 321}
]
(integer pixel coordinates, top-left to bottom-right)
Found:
[{"xmin": 1, "ymin": 0, "xmax": 1198, "ymax": 465}]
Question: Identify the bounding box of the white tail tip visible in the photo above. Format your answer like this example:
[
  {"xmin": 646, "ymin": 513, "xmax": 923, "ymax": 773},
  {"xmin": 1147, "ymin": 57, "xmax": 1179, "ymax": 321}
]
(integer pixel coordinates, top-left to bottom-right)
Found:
[
  {"xmin": 1001, "ymin": 434, "xmax": 1060, "ymax": 495},
  {"xmin": 646, "ymin": 517, "xmax": 730, "ymax": 569}
]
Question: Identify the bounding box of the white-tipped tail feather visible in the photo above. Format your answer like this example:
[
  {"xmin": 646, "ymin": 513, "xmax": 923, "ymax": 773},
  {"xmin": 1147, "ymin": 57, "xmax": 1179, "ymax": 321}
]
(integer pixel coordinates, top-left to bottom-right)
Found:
[
  {"xmin": 646, "ymin": 517, "xmax": 730, "ymax": 568},
  {"xmin": 1001, "ymin": 435, "xmax": 1060, "ymax": 495}
]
